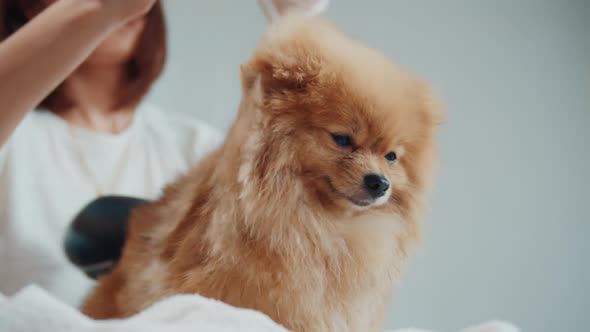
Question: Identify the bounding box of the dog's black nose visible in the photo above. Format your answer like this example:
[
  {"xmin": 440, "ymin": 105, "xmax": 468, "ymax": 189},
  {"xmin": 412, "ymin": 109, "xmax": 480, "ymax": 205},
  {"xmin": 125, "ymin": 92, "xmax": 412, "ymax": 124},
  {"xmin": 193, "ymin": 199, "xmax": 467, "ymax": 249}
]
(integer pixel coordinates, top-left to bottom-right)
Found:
[{"xmin": 363, "ymin": 174, "xmax": 390, "ymax": 198}]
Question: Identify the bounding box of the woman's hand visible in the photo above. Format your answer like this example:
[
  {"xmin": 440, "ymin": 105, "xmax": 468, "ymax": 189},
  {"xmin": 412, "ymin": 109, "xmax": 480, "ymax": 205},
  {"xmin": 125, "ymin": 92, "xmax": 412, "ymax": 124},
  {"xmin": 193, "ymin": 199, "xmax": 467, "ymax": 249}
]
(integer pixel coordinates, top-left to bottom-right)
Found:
[
  {"xmin": 258, "ymin": 0, "xmax": 329, "ymax": 21},
  {"xmin": 99, "ymin": 0, "xmax": 157, "ymax": 26},
  {"xmin": 26, "ymin": 0, "xmax": 157, "ymax": 28}
]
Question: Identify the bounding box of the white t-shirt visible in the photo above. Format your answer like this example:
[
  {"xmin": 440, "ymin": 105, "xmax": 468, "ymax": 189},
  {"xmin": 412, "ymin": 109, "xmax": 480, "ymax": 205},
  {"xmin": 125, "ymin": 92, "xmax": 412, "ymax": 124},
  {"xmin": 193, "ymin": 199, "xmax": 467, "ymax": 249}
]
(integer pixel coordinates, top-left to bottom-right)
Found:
[{"xmin": 0, "ymin": 104, "xmax": 222, "ymax": 307}]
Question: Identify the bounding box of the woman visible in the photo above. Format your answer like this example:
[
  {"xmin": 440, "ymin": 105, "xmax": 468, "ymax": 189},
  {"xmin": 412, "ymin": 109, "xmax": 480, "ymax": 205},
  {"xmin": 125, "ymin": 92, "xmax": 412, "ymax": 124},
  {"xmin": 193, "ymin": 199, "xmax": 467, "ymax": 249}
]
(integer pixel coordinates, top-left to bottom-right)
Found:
[{"xmin": 0, "ymin": 0, "xmax": 328, "ymax": 307}]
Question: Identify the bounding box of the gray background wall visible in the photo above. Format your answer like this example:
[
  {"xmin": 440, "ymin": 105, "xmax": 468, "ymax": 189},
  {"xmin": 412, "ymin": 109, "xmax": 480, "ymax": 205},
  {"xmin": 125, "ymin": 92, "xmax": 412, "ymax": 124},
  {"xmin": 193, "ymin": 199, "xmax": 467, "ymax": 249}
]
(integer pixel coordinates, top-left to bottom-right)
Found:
[{"xmin": 147, "ymin": 1, "xmax": 590, "ymax": 331}]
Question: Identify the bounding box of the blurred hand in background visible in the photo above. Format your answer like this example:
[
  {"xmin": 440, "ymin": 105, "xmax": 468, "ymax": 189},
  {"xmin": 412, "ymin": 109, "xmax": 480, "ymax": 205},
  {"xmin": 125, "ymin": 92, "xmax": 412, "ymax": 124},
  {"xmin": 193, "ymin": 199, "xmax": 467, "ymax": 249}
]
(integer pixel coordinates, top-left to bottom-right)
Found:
[{"xmin": 258, "ymin": 0, "xmax": 329, "ymax": 21}]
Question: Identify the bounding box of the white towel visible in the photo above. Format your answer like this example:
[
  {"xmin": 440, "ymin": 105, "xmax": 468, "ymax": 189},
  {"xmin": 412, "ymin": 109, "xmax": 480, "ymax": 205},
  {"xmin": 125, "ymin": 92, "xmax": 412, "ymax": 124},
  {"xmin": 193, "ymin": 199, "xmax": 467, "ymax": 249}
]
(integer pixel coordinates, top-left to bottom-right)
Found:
[
  {"xmin": 393, "ymin": 321, "xmax": 520, "ymax": 332},
  {"xmin": 0, "ymin": 286, "xmax": 519, "ymax": 332},
  {"xmin": 461, "ymin": 321, "xmax": 521, "ymax": 332},
  {"xmin": 0, "ymin": 285, "xmax": 287, "ymax": 332}
]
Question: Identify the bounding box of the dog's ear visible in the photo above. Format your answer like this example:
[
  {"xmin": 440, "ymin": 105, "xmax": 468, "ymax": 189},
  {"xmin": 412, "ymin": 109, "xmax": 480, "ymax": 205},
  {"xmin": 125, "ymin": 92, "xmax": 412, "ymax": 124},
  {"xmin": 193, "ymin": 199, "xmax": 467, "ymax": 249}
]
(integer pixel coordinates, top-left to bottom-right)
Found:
[
  {"xmin": 240, "ymin": 49, "xmax": 321, "ymax": 97},
  {"xmin": 427, "ymin": 94, "xmax": 446, "ymax": 126},
  {"xmin": 417, "ymin": 83, "xmax": 446, "ymax": 126}
]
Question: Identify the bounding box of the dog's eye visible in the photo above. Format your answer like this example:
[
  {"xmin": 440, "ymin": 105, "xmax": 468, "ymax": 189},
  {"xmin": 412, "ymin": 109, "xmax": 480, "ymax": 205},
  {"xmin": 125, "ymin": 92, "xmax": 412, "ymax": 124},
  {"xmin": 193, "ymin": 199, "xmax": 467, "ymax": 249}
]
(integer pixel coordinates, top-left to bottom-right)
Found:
[
  {"xmin": 385, "ymin": 151, "xmax": 397, "ymax": 163},
  {"xmin": 331, "ymin": 134, "xmax": 353, "ymax": 147}
]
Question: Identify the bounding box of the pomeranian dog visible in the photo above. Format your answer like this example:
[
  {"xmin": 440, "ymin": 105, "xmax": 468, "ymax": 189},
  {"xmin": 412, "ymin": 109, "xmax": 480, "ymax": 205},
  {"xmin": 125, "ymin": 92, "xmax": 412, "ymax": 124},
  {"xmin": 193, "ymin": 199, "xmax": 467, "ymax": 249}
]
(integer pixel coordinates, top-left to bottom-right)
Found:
[{"xmin": 82, "ymin": 15, "xmax": 441, "ymax": 332}]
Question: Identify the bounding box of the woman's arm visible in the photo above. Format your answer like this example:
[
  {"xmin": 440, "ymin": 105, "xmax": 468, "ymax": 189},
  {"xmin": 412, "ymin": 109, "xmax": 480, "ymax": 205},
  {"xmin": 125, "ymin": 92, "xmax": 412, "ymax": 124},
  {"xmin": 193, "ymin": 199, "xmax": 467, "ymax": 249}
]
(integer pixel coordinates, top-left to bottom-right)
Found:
[{"xmin": 0, "ymin": 0, "xmax": 155, "ymax": 146}]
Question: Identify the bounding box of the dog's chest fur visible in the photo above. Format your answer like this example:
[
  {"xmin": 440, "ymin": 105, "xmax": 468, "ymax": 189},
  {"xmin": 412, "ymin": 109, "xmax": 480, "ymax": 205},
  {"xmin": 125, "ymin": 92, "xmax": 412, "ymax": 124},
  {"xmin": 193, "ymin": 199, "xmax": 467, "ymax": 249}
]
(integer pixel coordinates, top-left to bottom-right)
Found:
[{"xmin": 133, "ymin": 195, "xmax": 408, "ymax": 332}]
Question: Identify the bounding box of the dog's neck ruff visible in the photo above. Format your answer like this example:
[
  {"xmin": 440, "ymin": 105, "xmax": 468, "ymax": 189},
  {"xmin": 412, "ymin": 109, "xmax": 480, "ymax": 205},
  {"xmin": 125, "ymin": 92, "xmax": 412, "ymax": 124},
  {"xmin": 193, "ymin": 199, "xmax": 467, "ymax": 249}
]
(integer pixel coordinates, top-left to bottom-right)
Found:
[{"xmin": 229, "ymin": 111, "xmax": 336, "ymax": 256}]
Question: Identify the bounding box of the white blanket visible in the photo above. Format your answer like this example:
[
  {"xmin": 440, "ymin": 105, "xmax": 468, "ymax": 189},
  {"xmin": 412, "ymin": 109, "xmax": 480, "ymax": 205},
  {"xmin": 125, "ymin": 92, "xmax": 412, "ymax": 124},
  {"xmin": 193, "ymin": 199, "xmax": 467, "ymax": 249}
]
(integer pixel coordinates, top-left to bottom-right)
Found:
[{"xmin": 0, "ymin": 286, "xmax": 519, "ymax": 332}]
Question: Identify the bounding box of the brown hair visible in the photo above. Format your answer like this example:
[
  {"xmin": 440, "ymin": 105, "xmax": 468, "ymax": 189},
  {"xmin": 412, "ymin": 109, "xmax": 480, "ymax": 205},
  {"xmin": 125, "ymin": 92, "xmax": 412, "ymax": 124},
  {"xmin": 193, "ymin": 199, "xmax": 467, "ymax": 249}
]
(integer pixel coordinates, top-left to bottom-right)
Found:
[{"xmin": 0, "ymin": 0, "xmax": 167, "ymax": 112}]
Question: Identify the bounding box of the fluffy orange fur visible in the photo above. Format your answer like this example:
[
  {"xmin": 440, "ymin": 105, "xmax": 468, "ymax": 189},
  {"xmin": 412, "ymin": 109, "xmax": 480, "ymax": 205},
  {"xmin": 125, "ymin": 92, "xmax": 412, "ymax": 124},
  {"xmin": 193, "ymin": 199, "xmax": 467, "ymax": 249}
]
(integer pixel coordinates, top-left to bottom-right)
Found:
[{"xmin": 82, "ymin": 15, "xmax": 441, "ymax": 332}]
